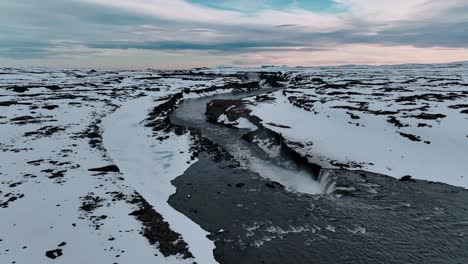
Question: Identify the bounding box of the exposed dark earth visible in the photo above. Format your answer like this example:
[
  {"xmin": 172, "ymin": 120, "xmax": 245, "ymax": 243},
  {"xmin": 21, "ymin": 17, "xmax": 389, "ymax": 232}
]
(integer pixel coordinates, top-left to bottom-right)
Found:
[{"xmin": 1, "ymin": 64, "xmax": 468, "ymax": 263}]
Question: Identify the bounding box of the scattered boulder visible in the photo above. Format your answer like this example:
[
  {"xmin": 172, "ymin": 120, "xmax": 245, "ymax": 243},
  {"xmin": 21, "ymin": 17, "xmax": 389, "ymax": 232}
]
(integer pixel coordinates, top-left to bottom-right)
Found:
[
  {"xmin": 58, "ymin": 242, "xmax": 67, "ymax": 247},
  {"xmin": 400, "ymin": 175, "xmax": 416, "ymax": 182},
  {"xmin": 398, "ymin": 132, "xmax": 422, "ymax": 142},
  {"xmin": 45, "ymin": 249, "xmax": 63, "ymax": 259},
  {"xmin": 42, "ymin": 105, "xmax": 59, "ymax": 110},
  {"xmin": 88, "ymin": 165, "xmax": 120, "ymax": 173},
  {"xmin": 387, "ymin": 116, "xmax": 408, "ymax": 128}
]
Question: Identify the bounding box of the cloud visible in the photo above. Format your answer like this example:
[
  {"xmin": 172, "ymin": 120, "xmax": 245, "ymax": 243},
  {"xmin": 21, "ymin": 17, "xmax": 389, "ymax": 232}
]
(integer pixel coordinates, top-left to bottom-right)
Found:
[
  {"xmin": 0, "ymin": 0, "xmax": 467, "ymax": 68},
  {"xmin": 81, "ymin": 0, "xmax": 343, "ymax": 30}
]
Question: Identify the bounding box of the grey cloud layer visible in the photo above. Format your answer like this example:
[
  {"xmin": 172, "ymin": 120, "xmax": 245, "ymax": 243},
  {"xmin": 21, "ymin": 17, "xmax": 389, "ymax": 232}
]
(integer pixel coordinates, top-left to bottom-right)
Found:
[{"xmin": 1, "ymin": 0, "xmax": 467, "ymax": 60}]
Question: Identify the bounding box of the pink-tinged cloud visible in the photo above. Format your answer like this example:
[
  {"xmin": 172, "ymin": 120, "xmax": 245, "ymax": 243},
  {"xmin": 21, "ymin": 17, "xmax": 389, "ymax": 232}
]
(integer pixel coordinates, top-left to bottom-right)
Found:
[
  {"xmin": 2, "ymin": 44, "xmax": 467, "ymax": 70},
  {"xmin": 240, "ymin": 44, "xmax": 468, "ymax": 67},
  {"xmin": 1, "ymin": 0, "xmax": 468, "ymax": 68}
]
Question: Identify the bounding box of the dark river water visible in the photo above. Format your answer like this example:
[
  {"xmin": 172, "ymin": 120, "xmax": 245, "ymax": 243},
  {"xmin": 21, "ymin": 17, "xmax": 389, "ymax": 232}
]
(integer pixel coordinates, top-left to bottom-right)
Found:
[
  {"xmin": 170, "ymin": 88, "xmax": 328, "ymax": 195},
  {"xmin": 168, "ymin": 89, "xmax": 468, "ymax": 264}
]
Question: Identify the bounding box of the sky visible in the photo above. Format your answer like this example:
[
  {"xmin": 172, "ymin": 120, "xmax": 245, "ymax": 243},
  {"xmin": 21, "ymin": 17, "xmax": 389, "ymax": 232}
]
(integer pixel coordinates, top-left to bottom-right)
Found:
[{"xmin": 1, "ymin": 0, "xmax": 468, "ymax": 69}]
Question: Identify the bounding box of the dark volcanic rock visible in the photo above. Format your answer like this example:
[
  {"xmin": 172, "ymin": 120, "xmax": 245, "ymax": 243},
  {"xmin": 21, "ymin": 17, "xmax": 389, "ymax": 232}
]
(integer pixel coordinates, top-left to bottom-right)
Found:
[
  {"xmin": 387, "ymin": 116, "xmax": 408, "ymax": 128},
  {"xmin": 45, "ymin": 249, "xmax": 63, "ymax": 259},
  {"xmin": 259, "ymin": 72, "xmax": 288, "ymax": 87},
  {"xmin": 10, "ymin": 115, "xmax": 35, "ymax": 122},
  {"xmin": 205, "ymin": 97, "xmax": 322, "ymax": 176},
  {"xmin": 399, "ymin": 132, "xmax": 422, "ymax": 142},
  {"xmin": 189, "ymin": 129, "xmax": 238, "ymax": 164},
  {"xmin": 42, "ymin": 105, "xmax": 59, "ymax": 110},
  {"xmin": 0, "ymin": 101, "xmax": 32, "ymax": 107},
  {"xmin": 400, "ymin": 175, "xmax": 416, "ymax": 182},
  {"xmin": 129, "ymin": 195, "xmax": 193, "ymax": 259},
  {"xmin": 88, "ymin": 165, "xmax": 120, "ymax": 173},
  {"xmin": 266, "ymin": 122, "xmax": 291, "ymax": 129},
  {"xmin": 410, "ymin": 113, "xmax": 447, "ymax": 120},
  {"xmin": 448, "ymin": 104, "xmax": 468, "ymax": 110},
  {"xmin": 205, "ymin": 99, "xmax": 244, "ymax": 122},
  {"xmin": 347, "ymin": 111, "xmax": 361, "ymax": 120},
  {"xmin": 80, "ymin": 193, "xmax": 104, "ymax": 212},
  {"xmin": 10, "ymin": 86, "xmax": 29, "ymax": 93},
  {"xmin": 395, "ymin": 93, "xmax": 463, "ymax": 103},
  {"xmin": 58, "ymin": 242, "xmax": 67, "ymax": 247},
  {"xmin": 332, "ymin": 105, "xmax": 399, "ymax": 116},
  {"xmin": 24, "ymin": 126, "xmax": 65, "ymax": 138},
  {"xmin": 145, "ymin": 92, "xmax": 183, "ymax": 132},
  {"xmin": 0, "ymin": 194, "xmax": 24, "ymax": 208}
]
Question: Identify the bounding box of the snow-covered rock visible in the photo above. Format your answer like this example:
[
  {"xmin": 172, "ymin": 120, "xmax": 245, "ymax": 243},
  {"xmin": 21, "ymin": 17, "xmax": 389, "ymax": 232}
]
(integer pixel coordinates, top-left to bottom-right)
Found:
[{"xmin": 246, "ymin": 63, "xmax": 468, "ymax": 188}]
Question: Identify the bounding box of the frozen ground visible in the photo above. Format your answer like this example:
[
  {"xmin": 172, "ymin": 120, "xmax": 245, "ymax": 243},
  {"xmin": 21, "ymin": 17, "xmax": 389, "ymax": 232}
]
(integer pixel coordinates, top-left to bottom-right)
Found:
[
  {"xmin": 102, "ymin": 95, "xmax": 217, "ymax": 263},
  {"xmin": 242, "ymin": 63, "xmax": 468, "ymax": 188},
  {"xmin": 1, "ymin": 63, "xmax": 468, "ymax": 263},
  {"xmin": 0, "ymin": 67, "xmax": 238, "ymax": 263}
]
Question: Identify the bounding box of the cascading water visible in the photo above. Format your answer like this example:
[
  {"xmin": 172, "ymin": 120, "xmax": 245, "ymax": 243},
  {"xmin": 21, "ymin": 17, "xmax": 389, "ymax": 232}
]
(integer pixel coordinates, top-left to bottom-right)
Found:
[{"xmin": 170, "ymin": 89, "xmax": 332, "ymax": 195}]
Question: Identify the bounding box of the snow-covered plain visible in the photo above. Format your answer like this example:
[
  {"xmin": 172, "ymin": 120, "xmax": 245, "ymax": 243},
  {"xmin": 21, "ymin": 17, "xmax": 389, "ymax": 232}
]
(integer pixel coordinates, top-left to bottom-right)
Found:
[
  {"xmin": 1, "ymin": 63, "xmax": 468, "ymax": 263},
  {"xmin": 243, "ymin": 63, "xmax": 468, "ymax": 188},
  {"xmin": 0, "ymin": 67, "xmax": 238, "ymax": 264},
  {"xmin": 102, "ymin": 95, "xmax": 217, "ymax": 264}
]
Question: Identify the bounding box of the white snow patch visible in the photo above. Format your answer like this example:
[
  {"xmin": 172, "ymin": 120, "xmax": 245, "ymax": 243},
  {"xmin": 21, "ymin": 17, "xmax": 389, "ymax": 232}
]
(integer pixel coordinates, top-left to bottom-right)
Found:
[
  {"xmin": 102, "ymin": 95, "xmax": 218, "ymax": 264},
  {"xmin": 217, "ymin": 114, "xmax": 258, "ymax": 131},
  {"xmin": 235, "ymin": 117, "xmax": 258, "ymax": 130},
  {"xmin": 248, "ymin": 88, "xmax": 468, "ymax": 189}
]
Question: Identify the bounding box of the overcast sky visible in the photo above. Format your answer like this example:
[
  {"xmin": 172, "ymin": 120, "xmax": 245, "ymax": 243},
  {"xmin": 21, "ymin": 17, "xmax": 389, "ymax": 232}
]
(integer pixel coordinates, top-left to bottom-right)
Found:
[{"xmin": 1, "ymin": 0, "xmax": 468, "ymax": 69}]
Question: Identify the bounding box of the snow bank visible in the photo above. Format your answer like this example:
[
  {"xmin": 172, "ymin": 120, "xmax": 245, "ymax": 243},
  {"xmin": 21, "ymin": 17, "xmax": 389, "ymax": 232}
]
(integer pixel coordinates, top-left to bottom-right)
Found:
[
  {"xmin": 247, "ymin": 64, "xmax": 468, "ymax": 188},
  {"xmin": 102, "ymin": 95, "xmax": 218, "ymax": 264}
]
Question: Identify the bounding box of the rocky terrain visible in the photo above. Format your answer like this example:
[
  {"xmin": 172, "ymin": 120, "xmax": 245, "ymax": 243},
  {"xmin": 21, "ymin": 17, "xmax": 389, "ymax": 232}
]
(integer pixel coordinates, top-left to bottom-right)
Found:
[
  {"xmin": 207, "ymin": 63, "xmax": 468, "ymax": 188},
  {"xmin": 1, "ymin": 63, "xmax": 468, "ymax": 263}
]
